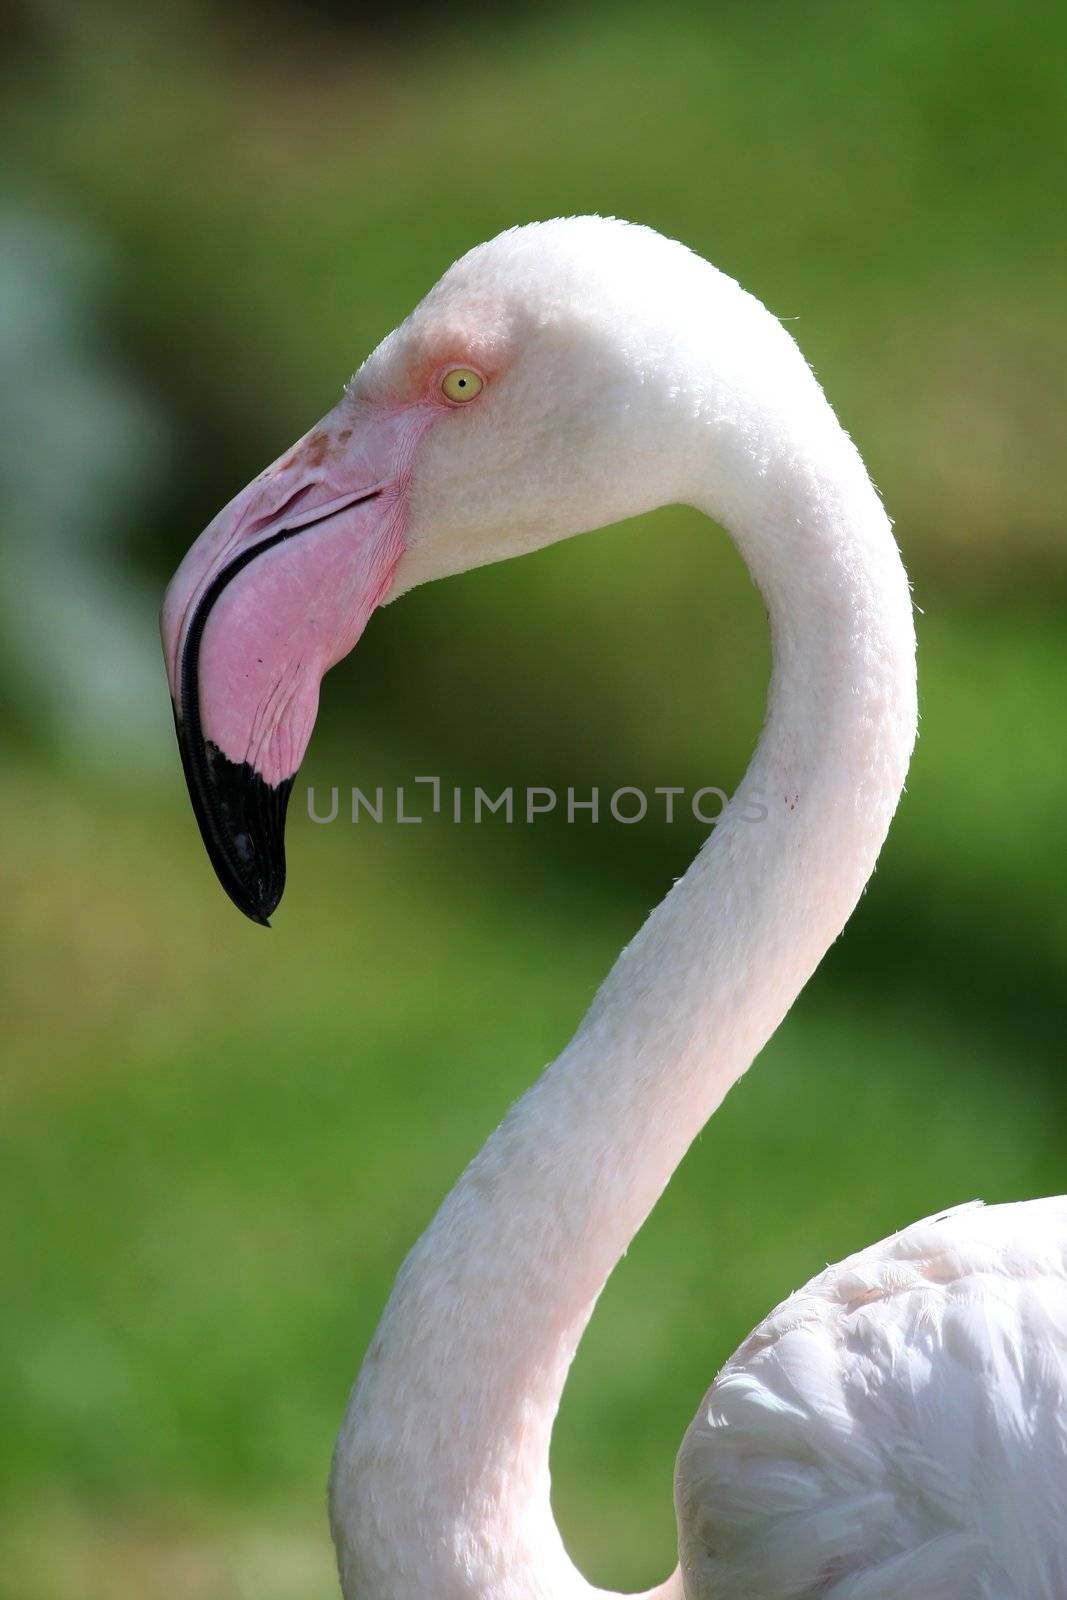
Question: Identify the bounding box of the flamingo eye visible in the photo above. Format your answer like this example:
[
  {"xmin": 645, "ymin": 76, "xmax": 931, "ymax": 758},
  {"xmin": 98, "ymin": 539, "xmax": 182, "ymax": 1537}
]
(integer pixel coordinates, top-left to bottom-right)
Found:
[{"xmin": 441, "ymin": 367, "xmax": 484, "ymax": 403}]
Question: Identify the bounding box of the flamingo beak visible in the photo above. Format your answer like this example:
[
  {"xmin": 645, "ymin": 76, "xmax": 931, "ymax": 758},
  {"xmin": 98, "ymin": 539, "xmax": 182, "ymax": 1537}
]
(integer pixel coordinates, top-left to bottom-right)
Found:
[{"xmin": 160, "ymin": 401, "xmax": 425, "ymax": 925}]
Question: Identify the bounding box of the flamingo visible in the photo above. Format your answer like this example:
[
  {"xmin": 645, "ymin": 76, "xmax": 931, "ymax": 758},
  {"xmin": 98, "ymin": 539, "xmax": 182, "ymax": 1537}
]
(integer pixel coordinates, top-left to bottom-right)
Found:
[{"xmin": 160, "ymin": 218, "xmax": 1067, "ymax": 1599}]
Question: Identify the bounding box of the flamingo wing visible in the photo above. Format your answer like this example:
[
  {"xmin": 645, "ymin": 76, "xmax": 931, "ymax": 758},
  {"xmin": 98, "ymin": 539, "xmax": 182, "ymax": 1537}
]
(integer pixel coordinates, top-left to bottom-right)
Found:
[{"xmin": 675, "ymin": 1198, "xmax": 1067, "ymax": 1599}]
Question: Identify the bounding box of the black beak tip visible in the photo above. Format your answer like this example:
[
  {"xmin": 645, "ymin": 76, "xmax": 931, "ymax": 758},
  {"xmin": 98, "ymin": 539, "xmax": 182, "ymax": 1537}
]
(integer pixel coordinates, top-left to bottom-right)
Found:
[
  {"xmin": 172, "ymin": 706, "xmax": 294, "ymax": 927},
  {"xmin": 226, "ymin": 874, "xmax": 281, "ymax": 929}
]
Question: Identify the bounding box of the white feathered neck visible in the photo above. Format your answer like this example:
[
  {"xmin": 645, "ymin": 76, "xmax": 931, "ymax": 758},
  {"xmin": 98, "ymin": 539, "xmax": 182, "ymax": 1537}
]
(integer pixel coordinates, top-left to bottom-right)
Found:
[{"xmin": 329, "ymin": 234, "xmax": 918, "ymax": 1600}]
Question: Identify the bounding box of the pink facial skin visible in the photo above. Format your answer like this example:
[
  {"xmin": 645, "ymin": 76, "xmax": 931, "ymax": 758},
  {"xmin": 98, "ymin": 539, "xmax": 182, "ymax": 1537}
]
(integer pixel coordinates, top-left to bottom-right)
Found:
[{"xmin": 160, "ymin": 392, "xmax": 443, "ymax": 923}]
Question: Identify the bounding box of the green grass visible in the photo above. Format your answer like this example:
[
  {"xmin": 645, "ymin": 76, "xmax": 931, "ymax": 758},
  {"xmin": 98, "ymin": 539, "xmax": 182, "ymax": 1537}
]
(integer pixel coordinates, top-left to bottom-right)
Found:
[
  {"xmin": 4, "ymin": 593, "xmax": 1066, "ymax": 1595},
  {"xmin": 3, "ymin": 0, "xmax": 1066, "ymax": 1593}
]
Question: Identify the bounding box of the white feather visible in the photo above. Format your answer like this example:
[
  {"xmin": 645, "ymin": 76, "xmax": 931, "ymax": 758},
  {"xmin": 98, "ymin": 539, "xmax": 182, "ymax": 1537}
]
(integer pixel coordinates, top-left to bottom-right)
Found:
[{"xmin": 678, "ymin": 1200, "xmax": 1067, "ymax": 1597}]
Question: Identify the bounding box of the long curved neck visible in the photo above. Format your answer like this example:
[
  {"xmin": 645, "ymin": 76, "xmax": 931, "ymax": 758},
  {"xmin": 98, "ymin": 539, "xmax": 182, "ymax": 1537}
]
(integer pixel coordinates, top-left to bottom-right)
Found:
[{"xmin": 330, "ymin": 334, "xmax": 917, "ymax": 1600}]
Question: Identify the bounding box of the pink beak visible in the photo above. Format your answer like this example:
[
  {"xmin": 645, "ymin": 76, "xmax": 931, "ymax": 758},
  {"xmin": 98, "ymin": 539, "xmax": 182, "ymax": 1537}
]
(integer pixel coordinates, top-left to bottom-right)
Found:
[{"xmin": 160, "ymin": 398, "xmax": 429, "ymax": 925}]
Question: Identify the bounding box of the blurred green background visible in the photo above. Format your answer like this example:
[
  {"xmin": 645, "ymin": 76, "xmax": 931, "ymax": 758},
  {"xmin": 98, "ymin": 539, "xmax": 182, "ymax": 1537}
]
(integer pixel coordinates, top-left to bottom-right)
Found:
[{"xmin": 2, "ymin": 1, "xmax": 1065, "ymax": 1595}]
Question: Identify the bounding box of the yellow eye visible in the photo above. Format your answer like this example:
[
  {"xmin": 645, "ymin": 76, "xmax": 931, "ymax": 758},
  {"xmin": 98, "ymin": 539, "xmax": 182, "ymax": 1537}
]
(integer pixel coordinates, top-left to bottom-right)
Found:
[{"xmin": 441, "ymin": 367, "xmax": 484, "ymax": 403}]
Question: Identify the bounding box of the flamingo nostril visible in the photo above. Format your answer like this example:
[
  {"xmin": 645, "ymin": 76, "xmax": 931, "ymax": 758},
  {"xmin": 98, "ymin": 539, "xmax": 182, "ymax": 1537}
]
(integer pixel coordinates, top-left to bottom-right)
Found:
[{"xmin": 243, "ymin": 481, "xmax": 315, "ymax": 539}]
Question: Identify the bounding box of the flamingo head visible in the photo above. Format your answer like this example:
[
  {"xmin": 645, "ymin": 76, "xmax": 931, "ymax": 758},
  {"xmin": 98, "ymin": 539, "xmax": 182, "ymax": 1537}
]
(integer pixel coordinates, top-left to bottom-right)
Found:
[{"xmin": 161, "ymin": 217, "xmax": 722, "ymax": 923}]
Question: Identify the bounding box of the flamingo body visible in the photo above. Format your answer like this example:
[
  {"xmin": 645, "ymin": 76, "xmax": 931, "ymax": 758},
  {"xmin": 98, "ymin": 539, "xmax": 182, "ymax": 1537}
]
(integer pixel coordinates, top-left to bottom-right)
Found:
[{"xmin": 679, "ymin": 1199, "xmax": 1067, "ymax": 1598}]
